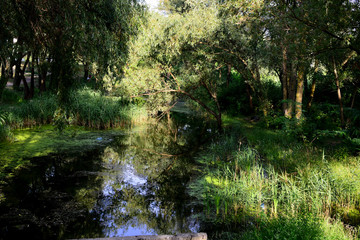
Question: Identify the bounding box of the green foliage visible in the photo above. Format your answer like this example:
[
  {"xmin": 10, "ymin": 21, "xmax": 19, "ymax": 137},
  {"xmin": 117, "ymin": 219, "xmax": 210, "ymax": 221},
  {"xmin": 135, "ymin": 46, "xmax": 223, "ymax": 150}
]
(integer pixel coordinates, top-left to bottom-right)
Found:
[
  {"xmin": 241, "ymin": 216, "xmax": 356, "ymax": 240},
  {"xmin": 260, "ymin": 102, "xmax": 356, "ymax": 143},
  {"xmin": 0, "ymin": 88, "xmax": 148, "ymax": 131},
  {"xmin": 345, "ymin": 108, "xmax": 360, "ymax": 138},
  {"xmin": 68, "ymin": 87, "xmax": 147, "ymax": 129},
  {"xmin": 218, "ymin": 72, "xmax": 251, "ymax": 115},
  {"xmin": 120, "ymin": 5, "xmax": 228, "ymax": 127},
  {"xmin": 0, "ymin": 111, "xmax": 12, "ymax": 142},
  {"xmin": 189, "ymin": 118, "xmax": 360, "ymax": 238},
  {"xmin": 0, "ymin": 88, "xmax": 23, "ymax": 104},
  {"xmin": 1, "ymin": 92, "xmax": 58, "ymax": 128}
]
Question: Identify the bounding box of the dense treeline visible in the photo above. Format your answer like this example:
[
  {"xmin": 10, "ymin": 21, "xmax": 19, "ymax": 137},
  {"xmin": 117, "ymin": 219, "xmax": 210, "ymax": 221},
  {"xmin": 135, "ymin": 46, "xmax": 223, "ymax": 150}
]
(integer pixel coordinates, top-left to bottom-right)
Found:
[
  {"xmin": 0, "ymin": 0, "xmax": 142, "ymax": 100},
  {"xmin": 122, "ymin": 0, "xmax": 360, "ymax": 134},
  {"xmin": 1, "ymin": 0, "xmax": 359, "ymax": 133}
]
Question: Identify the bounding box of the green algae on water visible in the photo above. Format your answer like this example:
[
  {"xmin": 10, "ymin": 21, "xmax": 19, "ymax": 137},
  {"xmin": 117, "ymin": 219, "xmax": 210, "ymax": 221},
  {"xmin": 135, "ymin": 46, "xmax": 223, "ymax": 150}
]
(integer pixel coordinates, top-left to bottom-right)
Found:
[{"xmin": 0, "ymin": 125, "xmax": 123, "ymax": 181}]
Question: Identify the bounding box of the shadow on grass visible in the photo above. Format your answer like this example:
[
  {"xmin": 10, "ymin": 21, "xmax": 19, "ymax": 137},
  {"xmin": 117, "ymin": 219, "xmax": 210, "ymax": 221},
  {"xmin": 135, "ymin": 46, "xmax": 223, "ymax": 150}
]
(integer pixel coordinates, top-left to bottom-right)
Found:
[{"xmin": 190, "ymin": 116, "xmax": 360, "ymax": 239}]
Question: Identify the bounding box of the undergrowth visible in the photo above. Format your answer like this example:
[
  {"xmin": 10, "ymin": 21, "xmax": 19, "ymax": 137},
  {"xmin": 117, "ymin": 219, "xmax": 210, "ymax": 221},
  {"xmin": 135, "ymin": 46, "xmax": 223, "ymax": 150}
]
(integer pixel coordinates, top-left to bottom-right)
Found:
[
  {"xmin": 0, "ymin": 87, "xmax": 148, "ymax": 132},
  {"xmin": 189, "ymin": 120, "xmax": 360, "ymax": 239}
]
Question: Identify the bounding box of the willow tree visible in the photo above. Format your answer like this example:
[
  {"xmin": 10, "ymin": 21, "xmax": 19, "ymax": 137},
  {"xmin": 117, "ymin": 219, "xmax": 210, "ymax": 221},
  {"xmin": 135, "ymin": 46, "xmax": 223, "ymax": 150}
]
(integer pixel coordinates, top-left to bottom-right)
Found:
[
  {"xmin": 121, "ymin": 4, "xmax": 227, "ymax": 130},
  {"xmin": 0, "ymin": 0, "xmax": 143, "ymax": 102}
]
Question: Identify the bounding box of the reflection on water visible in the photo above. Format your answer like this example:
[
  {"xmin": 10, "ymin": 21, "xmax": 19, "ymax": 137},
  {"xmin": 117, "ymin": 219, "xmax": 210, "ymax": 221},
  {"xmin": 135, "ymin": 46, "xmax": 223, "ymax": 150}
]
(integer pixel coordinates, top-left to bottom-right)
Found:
[{"xmin": 0, "ymin": 114, "xmax": 213, "ymax": 239}]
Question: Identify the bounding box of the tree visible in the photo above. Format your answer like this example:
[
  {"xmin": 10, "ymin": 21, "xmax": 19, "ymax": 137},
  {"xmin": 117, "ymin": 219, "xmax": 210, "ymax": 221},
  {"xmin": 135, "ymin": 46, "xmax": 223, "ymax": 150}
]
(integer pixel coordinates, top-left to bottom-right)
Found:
[
  {"xmin": 121, "ymin": 5, "xmax": 227, "ymax": 130},
  {"xmin": 0, "ymin": 0, "xmax": 143, "ymax": 102}
]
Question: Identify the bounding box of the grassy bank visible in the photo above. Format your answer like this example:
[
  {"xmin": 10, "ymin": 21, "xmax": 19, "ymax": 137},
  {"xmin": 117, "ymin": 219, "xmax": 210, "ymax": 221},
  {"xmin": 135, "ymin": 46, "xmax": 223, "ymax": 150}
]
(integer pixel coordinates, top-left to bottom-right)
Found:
[
  {"xmin": 0, "ymin": 87, "xmax": 148, "ymax": 135},
  {"xmin": 190, "ymin": 117, "xmax": 360, "ymax": 239}
]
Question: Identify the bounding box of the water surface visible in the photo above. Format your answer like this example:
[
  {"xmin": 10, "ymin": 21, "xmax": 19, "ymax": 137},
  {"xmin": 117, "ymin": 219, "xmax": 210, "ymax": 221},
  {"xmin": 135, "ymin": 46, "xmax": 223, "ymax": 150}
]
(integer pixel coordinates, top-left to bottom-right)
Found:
[{"xmin": 0, "ymin": 115, "xmax": 213, "ymax": 239}]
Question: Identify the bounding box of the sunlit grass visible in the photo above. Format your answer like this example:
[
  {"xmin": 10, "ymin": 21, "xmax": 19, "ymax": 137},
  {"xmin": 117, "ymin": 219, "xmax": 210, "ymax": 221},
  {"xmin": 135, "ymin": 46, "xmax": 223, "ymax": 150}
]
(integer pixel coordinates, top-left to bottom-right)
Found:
[
  {"xmin": 190, "ymin": 115, "xmax": 360, "ymax": 239},
  {"xmin": 0, "ymin": 87, "xmax": 149, "ymax": 130}
]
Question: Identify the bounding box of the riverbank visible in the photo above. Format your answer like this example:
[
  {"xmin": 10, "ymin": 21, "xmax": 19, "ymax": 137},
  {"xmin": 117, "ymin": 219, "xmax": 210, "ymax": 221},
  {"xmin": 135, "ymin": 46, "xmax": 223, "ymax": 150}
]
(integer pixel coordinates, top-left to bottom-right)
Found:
[{"xmin": 190, "ymin": 116, "xmax": 360, "ymax": 239}]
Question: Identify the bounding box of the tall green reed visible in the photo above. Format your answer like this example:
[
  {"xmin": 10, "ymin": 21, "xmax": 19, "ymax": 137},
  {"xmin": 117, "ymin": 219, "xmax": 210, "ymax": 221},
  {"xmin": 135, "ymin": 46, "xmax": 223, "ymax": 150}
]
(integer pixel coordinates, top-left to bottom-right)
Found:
[{"xmin": 189, "ymin": 132, "xmax": 360, "ymax": 238}]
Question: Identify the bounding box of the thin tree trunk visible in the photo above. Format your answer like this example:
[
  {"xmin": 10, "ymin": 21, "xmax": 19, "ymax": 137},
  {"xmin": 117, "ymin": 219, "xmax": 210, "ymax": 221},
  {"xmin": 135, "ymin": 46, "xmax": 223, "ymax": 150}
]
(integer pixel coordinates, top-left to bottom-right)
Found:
[
  {"xmin": 246, "ymin": 83, "xmax": 254, "ymax": 113},
  {"xmin": 30, "ymin": 55, "xmax": 35, "ymax": 99},
  {"xmin": 84, "ymin": 62, "xmax": 89, "ymax": 81},
  {"xmin": 37, "ymin": 56, "xmax": 50, "ymax": 92},
  {"xmin": 0, "ymin": 62, "xmax": 9, "ymax": 100},
  {"xmin": 214, "ymin": 94, "xmax": 222, "ymax": 132},
  {"xmin": 227, "ymin": 64, "xmax": 231, "ymax": 87},
  {"xmin": 288, "ymin": 63, "xmax": 297, "ymax": 117},
  {"xmin": 21, "ymin": 54, "xmax": 31, "ymax": 99},
  {"xmin": 199, "ymin": 79, "xmax": 223, "ymax": 131},
  {"xmin": 282, "ymin": 45, "xmax": 290, "ymax": 118},
  {"xmin": 332, "ymin": 56, "xmax": 345, "ymax": 128},
  {"xmin": 295, "ymin": 65, "xmax": 305, "ymax": 120},
  {"xmin": 9, "ymin": 58, "xmax": 15, "ymax": 79},
  {"xmin": 307, "ymin": 60, "xmax": 319, "ymax": 109},
  {"xmin": 13, "ymin": 55, "xmax": 22, "ymax": 90}
]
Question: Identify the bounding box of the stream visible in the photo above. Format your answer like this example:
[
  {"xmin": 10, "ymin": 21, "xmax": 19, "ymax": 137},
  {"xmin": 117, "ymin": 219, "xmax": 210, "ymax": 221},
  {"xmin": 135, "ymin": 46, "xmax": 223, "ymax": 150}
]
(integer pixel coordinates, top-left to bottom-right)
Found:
[{"xmin": 0, "ymin": 114, "xmax": 214, "ymax": 239}]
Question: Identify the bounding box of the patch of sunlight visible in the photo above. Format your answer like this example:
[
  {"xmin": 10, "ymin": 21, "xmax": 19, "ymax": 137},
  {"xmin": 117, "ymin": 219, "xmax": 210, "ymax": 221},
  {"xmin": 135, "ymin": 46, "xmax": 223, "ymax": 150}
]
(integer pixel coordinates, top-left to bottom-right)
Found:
[
  {"xmin": 330, "ymin": 161, "xmax": 360, "ymax": 196},
  {"xmin": 0, "ymin": 125, "xmax": 123, "ymax": 181},
  {"xmin": 205, "ymin": 175, "xmax": 229, "ymax": 187}
]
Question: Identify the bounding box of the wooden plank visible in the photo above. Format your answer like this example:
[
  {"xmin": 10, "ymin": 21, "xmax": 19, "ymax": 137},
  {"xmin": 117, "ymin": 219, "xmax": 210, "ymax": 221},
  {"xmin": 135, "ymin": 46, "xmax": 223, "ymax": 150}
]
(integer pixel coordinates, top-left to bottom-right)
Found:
[{"xmin": 70, "ymin": 233, "xmax": 207, "ymax": 240}]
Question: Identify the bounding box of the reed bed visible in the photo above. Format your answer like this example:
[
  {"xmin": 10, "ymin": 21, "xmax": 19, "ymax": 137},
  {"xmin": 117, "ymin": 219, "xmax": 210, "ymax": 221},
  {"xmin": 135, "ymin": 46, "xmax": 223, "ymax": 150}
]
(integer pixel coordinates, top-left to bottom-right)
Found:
[
  {"xmin": 0, "ymin": 87, "xmax": 148, "ymax": 130},
  {"xmin": 189, "ymin": 130, "xmax": 360, "ymax": 239}
]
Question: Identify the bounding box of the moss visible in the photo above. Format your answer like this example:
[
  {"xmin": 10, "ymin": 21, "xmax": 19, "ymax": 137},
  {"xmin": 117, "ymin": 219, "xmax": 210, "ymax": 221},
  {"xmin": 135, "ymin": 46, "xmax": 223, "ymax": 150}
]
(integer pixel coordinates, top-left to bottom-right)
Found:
[{"xmin": 0, "ymin": 125, "xmax": 123, "ymax": 181}]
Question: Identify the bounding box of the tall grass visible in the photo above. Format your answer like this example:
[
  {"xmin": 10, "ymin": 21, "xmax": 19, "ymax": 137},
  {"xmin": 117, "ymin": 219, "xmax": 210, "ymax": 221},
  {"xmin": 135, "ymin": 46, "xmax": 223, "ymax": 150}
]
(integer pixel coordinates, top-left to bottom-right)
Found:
[
  {"xmin": 0, "ymin": 111, "xmax": 12, "ymax": 141},
  {"xmin": 0, "ymin": 87, "xmax": 148, "ymax": 131},
  {"xmin": 68, "ymin": 87, "xmax": 148, "ymax": 129},
  {"xmin": 189, "ymin": 128, "xmax": 360, "ymax": 239}
]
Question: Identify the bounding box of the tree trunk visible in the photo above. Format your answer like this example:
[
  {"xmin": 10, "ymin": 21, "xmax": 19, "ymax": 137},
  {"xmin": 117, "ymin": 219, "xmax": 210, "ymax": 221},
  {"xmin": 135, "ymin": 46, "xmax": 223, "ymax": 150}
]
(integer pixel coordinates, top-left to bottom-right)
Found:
[
  {"xmin": 214, "ymin": 94, "xmax": 222, "ymax": 132},
  {"xmin": 37, "ymin": 56, "xmax": 49, "ymax": 92},
  {"xmin": 9, "ymin": 58, "xmax": 15, "ymax": 79},
  {"xmin": 287, "ymin": 62, "xmax": 297, "ymax": 118},
  {"xmin": 30, "ymin": 55, "xmax": 35, "ymax": 99},
  {"xmin": 13, "ymin": 55, "xmax": 23, "ymax": 90},
  {"xmin": 307, "ymin": 60, "xmax": 319, "ymax": 110},
  {"xmin": 333, "ymin": 57, "xmax": 345, "ymax": 128},
  {"xmin": 21, "ymin": 54, "xmax": 31, "ymax": 100},
  {"xmin": 246, "ymin": 83, "xmax": 254, "ymax": 113},
  {"xmin": 227, "ymin": 64, "xmax": 231, "ymax": 87},
  {"xmin": 0, "ymin": 62, "xmax": 9, "ymax": 100},
  {"xmin": 84, "ymin": 62, "xmax": 89, "ymax": 81},
  {"xmin": 295, "ymin": 65, "xmax": 305, "ymax": 120},
  {"xmin": 281, "ymin": 45, "xmax": 290, "ymax": 118}
]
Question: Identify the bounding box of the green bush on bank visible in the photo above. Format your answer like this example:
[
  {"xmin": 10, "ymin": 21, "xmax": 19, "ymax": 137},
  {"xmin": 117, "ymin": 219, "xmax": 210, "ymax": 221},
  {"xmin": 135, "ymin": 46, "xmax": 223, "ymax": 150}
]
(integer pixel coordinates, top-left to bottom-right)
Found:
[
  {"xmin": 0, "ymin": 111, "xmax": 12, "ymax": 141},
  {"xmin": 0, "ymin": 87, "xmax": 148, "ymax": 132},
  {"xmin": 189, "ymin": 125, "xmax": 360, "ymax": 239}
]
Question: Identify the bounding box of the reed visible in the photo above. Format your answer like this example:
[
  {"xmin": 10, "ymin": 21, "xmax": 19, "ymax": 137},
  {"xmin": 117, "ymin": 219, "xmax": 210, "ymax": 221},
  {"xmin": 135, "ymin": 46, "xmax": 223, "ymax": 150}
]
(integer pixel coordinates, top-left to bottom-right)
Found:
[
  {"xmin": 189, "ymin": 126, "xmax": 360, "ymax": 239},
  {"xmin": 0, "ymin": 87, "xmax": 149, "ymax": 131}
]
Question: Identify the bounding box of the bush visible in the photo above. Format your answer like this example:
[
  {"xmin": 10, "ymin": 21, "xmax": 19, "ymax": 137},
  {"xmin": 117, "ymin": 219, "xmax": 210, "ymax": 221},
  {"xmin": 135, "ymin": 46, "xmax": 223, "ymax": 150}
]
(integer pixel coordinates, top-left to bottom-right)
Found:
[
  {"xmin": 190, "ymin": 131, "xmax": 360, "ymax": 239},
  {"xmin": 0, "ymin": 111, "xmax": 12, "ymax": 141},
  {"xmin": 0, "ymin": 87, "xmax": 148, "ymax": 130}
]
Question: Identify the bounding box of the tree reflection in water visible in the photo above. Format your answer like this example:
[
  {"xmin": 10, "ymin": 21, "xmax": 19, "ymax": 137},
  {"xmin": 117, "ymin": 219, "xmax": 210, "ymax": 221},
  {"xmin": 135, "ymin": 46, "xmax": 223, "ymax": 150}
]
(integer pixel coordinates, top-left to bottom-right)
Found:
[{"xmin": 0, "ymin": 114, "xmax": 214, "ymax": 239}]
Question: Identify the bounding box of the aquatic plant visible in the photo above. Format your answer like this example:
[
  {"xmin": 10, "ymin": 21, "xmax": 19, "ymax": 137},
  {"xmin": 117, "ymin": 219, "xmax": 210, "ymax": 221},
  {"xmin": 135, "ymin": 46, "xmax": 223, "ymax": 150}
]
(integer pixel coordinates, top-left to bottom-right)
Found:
[
  {"xmin": 0, "ymin": 87, "xmax": 148, "ymax": 130},
  {"xmin": 189, "ymin": 121, "xmax": 360, "ymax": 239}
]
